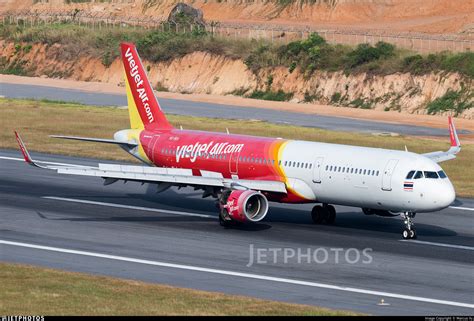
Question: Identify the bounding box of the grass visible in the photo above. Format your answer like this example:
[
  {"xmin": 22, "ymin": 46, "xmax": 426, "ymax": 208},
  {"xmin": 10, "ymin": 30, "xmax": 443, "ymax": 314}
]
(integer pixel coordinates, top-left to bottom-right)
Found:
[
  {"xmin": 0, "ymin": 97, "xmax": 473, "ymax": 197},
  {"xmin": 0, "ymin": 262, "xmax": 355, "ymax": 316}
]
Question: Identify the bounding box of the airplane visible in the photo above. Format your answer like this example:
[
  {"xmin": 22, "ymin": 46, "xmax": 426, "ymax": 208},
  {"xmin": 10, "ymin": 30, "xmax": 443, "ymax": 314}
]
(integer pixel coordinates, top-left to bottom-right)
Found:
[{"xmin": 14, "ymin": 42, "xmax": 461, "ymax": 240}]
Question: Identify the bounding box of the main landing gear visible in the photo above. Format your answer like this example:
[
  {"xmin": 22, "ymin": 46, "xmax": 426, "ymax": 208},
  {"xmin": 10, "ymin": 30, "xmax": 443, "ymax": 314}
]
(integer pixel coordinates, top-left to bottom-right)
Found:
[
  {"xmin": 402, "ymin": 212, "xmax": 417, "ymax": 239},
  {"xmin": 311, "ymin": 204, "xmax": 336, "ymax": 225}
]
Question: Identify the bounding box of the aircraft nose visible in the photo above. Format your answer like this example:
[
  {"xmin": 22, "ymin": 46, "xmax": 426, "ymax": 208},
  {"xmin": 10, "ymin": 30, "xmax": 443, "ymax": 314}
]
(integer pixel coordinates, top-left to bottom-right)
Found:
[{"xmin": 437, "ymin": 181, "xmax": 456, "ymax": 208}]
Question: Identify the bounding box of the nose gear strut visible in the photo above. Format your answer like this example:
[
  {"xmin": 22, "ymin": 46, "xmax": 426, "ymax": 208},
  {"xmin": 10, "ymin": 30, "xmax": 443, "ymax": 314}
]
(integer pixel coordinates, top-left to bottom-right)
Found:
[{"xmin": 402, "ymin": 212, "xmax": 417, "ymax": 239}]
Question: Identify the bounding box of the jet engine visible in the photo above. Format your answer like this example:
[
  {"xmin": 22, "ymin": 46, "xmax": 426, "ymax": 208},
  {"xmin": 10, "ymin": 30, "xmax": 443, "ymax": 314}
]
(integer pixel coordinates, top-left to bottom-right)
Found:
[{"xmin": 219, "ymin": 189, "xmax": 269, "ymax": 223}]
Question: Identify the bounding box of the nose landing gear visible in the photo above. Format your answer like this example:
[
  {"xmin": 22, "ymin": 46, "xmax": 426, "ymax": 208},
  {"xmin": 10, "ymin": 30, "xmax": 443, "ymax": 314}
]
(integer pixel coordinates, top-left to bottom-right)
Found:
[{"xmin": 402, "ymin": 212, "xmax": 417, "ymax": 239}]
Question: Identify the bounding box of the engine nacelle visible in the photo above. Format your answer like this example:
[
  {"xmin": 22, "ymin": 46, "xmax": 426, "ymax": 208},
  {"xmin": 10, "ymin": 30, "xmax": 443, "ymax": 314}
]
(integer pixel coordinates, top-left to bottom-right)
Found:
[{"xmin": 220, "ymin": 189, "xmax": 269, "ymax": 223}]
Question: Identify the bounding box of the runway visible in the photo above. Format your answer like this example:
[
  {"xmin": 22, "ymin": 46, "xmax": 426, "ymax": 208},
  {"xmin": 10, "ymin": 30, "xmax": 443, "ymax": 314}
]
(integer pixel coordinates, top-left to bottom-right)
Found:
[
  {"xmin": 0, "ymin": 149, "xmax": 473, "ymax": 315},
  {"xmin": 0, "ymin": 82, "xmax": 464, "ymax": 137}
]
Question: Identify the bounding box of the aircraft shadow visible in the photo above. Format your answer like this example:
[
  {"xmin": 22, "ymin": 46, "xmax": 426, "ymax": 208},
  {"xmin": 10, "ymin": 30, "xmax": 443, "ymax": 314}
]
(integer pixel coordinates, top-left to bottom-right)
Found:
[{"xmin": 53, "ymin": 185, "xmax": 458, "ymax": 237}]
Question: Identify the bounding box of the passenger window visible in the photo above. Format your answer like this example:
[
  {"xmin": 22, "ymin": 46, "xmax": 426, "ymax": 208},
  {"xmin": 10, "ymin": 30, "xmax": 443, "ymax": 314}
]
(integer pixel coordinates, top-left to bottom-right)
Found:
[
  {"xmin": 363, "ymin": 169, "xmax": 366, "ymax": 175},
  {"xmin": 438, "ymin": 170, "xmax": 447, "ymax": 179},
  {"xmin": 376, "ymin": 170, "xmax": 379, "ymax": 176},
  {"xmin": 406, "ymin": 170, "xmax": 416, "ymax": 179},
  {"xmin": 414, "ymin": 171, "xmax": 423, "ymax": 179},
  {"xmin": 424, "ymin": 171, "xmax": 439, "ymax": 179}
]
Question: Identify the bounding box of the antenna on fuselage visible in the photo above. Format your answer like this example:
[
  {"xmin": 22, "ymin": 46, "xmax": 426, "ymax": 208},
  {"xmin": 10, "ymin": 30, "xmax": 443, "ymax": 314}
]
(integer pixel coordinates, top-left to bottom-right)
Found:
[
  {"xmin": 180, "ymin": 125, "xmax": 183, "ymax": 130},
  {"xmin": 226, "ymin": 128, "xmax": 230, "ymax": 134},
  {"xmin": 405, "ymin": 145, "xmax": 408, "ymax": 152}
]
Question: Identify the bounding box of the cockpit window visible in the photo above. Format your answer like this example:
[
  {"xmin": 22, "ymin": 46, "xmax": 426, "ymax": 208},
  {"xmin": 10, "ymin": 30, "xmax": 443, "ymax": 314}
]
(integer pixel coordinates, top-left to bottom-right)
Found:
[
  {"xmin": 424, "ymin": 171, "xmax": 439, "ymax": 179},
  {"xmin": 406, "ymin": 171, "xmax": 416, "ymax": 179},
  {"xmin": 438, "ymin": 170, "xmax": 447, "ymax": 178},
  {"xmin": 413, "ymin": 171, "xmax": 424, "ymax": 179}
]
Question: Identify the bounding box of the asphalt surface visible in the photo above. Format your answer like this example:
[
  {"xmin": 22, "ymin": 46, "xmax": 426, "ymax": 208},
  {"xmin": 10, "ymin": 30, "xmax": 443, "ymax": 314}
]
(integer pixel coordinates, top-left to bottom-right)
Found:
[
  {"xmin": 0, "ymin": 149, "xmax": 473, "ymax": 315},
  {"xmin": 0, "ymin": 82, "xmax": 465, "ymax": 137}
]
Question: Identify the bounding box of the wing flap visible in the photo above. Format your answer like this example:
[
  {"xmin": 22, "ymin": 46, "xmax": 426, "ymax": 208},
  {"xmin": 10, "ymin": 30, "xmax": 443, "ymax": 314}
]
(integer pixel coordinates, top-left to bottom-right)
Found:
[{"xmin": 56, "ymin": 165, "xmax": 287, "ymax": 193}]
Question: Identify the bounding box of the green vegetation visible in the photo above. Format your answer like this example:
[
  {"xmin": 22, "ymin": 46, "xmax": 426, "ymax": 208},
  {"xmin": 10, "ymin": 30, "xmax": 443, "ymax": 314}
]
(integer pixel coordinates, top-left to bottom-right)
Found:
[
  {"xmin": 249, "ymin": 89, "xmax": 294, "ymax": 101},
  {"xmin": 245, "ymin": 33, "xmax": 473, "ymax": 77},
  {"xmin": 331, "ymin": 92, "xmax": 342, "ymax": 104},
  {"xmin": 402, "ymin": 52, "xmax": 474, "ymax": 76},
  {"xmin": 427, "ymin": 88, "xmax": 474, "ymax": 116},
  {"xmin": 1, "ymin": 23, "xmax": 472, "ymax": 78},
  {"xmin": 0, "ymin": 98, "xmax": 472, "ymax": 197},
  {"xmin": 0, "ymin": 22, "xmax": 253, "ymax": 68},
  {"xmin": 0, "ymin": 57, "xmax": 27, "ymax": 75},
  {"xmin": 1, "ymin": 263, "xmax": 354, "ymax": 315}
]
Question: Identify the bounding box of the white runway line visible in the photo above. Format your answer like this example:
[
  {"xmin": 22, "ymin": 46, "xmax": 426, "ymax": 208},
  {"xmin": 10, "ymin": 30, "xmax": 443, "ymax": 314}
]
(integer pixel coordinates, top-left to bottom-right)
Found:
[
  {"xmin": 449, "ymin": 206, "xmax": 474, "ymax": 212},
  {"xmin": 399, "ymin": 239, "xmax": 474, "ymax": 251},
  {"xmin": 0, "ymin": 156, "xmax": 88, "ymax": 168},
  {"xmin": 42, "ymin": 196, "xmax": 215, "ymax": 219},
  {"xmin": 1, "ymin": 239, "xmax": 473, "ymax": 309}
]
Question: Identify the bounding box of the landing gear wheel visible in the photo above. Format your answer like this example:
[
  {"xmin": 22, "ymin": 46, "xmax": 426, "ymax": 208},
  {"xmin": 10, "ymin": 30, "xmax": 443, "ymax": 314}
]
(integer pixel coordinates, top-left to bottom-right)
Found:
[
  {"xmin": 311, "ymin": 206, "xmax": 329, "ymax": 224},
  {"xmin": 219, "ymin": 209, "xmax": 231, "ymax": 227},
  {"xmin": 324, "ymin": 205, "xmax": 336, "ymax": 224},
  {"xmin": 402, "ymin": 229, "xmax": 410, "ymax": 239},
  {"xmin": 409, "ymin": 229, "xmax": 417, "ymax": 239}
]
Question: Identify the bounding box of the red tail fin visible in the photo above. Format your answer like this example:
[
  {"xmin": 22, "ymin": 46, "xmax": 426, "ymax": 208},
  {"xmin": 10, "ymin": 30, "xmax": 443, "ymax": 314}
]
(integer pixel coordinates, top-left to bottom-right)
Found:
[{"xmin": 120, "ymin": 43, "xmax": 173, "ymax": 130}]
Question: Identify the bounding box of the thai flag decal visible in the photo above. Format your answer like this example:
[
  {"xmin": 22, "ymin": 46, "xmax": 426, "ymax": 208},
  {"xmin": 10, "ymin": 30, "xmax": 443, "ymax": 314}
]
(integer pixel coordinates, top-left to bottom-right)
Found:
[{"xmin": 404, "ymin": 181, "xmax": 414, "ymax": 191}]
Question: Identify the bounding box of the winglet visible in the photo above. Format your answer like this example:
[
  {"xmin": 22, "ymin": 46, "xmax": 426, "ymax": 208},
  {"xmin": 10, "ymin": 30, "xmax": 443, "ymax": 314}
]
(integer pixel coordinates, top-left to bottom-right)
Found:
[
  {"xmin": 14, "ymin": 131, "xmax": 45, "ymax": 168},
  {"xmin": 448, "ymin": 116, "xmax": 460, "ymax": 148}
]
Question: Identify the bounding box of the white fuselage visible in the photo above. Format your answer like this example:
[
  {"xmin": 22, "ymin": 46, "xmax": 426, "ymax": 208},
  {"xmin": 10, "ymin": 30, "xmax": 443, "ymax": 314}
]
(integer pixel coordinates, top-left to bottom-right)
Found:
[{"xmin": 279, "ymin": 140, "xmax": 455, "ymax": 213}]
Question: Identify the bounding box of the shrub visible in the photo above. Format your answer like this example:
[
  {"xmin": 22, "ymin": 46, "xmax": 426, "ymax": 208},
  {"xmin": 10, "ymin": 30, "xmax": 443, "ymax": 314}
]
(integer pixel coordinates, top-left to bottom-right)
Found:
[
  {"xmin": 249, "ymin": 90, "xmax": 294, "ymax": 101},
  {"xmin": 427, "ymin": 89, "xmax": 473, "ymax": 116},
  {"xmin": 331, "ymin": 92, "xmax": 342, "ymax": 103}
]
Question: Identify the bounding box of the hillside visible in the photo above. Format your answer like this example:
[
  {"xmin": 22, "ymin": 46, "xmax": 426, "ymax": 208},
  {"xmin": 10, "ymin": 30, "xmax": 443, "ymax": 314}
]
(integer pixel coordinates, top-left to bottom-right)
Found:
[
  {"xmin": 1, "ymin": 0, "xmax": 473, "ymax": 36},
  {"xmin": 1, "ymin": 23, "xmax": 472, "ymax": 118}
]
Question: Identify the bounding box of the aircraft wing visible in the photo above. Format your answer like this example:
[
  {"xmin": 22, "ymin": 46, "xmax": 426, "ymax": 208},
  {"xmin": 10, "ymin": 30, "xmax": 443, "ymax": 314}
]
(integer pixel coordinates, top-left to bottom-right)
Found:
[
  {"xmin": 14, "ymin": 132, "xmax": 287, "ymax": 194},
  {"xmin": 422, "ymin": 116, "xmax": 461, "ymax": 163}
]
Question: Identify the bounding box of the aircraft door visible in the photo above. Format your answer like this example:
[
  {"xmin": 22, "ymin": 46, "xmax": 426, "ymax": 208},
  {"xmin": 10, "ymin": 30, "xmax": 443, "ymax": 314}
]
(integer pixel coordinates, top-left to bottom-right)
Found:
[
  {"xmin": 148, "ymin": 135, "xmax": 160, "ymax": 164},
  {"xmin": 312, "ymin": 157, "xmax": 324, "ymax": 183},
  {"xmin": 381, "ymin": 159, "xmax": 399, "ymax": 191},
  {"xmin": 229, "ymin": 150, "xmax": 240, "ymax": 175}
]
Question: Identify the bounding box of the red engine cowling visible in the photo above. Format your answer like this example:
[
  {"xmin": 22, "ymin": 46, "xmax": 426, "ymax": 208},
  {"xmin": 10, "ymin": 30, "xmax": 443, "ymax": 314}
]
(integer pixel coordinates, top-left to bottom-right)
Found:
[{"xmin": 221, "ymin": 190, "xmax": 269, "ymax": 223}]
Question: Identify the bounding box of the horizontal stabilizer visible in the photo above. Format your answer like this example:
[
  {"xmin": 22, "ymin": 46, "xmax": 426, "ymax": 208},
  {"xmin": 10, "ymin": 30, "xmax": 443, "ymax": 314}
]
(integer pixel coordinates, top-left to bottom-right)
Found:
[{"xmin": 50, "ymin": 135, "xmax": 138, "ymax": 148}]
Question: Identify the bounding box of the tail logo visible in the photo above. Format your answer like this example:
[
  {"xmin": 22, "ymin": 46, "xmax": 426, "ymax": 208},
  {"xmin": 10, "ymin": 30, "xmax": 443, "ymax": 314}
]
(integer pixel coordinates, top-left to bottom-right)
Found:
[{"xmin": 124, "ymin": 47, "xmax": 154, "ymax": 124}]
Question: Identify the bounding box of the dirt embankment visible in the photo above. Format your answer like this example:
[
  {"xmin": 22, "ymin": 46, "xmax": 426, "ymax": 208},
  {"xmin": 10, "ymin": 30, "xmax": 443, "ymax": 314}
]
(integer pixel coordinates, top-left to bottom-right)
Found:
[
  {"xmin": 1, "ymin": 0, "xmax": 473, "ymax": 35},
  {"xmin": 1, "ymin": 41, "xmax": 472, "ymax": 119}
]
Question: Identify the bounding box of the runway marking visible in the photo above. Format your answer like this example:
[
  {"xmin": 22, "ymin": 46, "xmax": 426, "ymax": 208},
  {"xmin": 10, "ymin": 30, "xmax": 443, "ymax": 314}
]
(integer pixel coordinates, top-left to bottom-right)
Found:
[
  {"xmin": 399, "ymin": 239, "xmax": 474, "ymax": 251},
  {"xmin": 1, "ymin": 240, "xmax": 473, "ymax": 310},
  {"xmin": 0, "ymin": 156, "xmax": 88, "ymax": 168},
  {"xmin": 42, "ymin": 196, "xmax": 215, "ymax": 219},
  {"xmin": 449, "ymin": 206, "xmax": 474, "ymax": 212}
]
